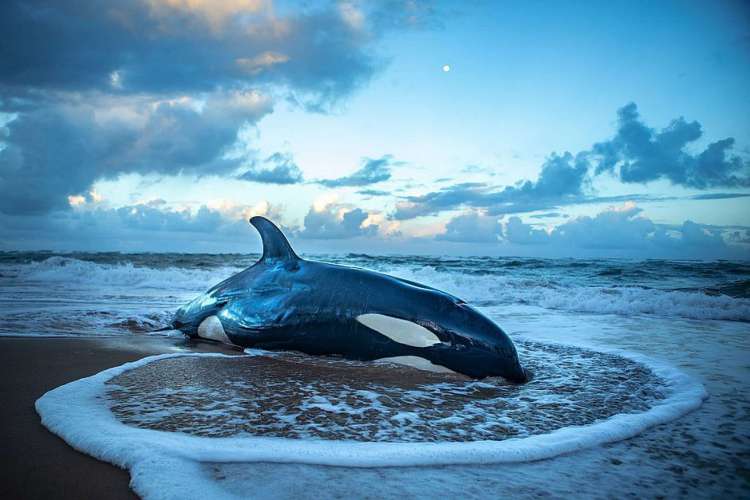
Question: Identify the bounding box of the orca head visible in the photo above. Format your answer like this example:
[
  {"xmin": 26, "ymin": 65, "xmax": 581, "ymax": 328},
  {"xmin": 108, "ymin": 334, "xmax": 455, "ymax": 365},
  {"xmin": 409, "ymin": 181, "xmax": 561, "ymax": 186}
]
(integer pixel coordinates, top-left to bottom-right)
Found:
[
  {"xmin": 388, "ymin": 288, "xmax": 529, "ymax": 383},
  {"xmin": 446, "ymin": 301, "xmax": 530, "ymax": 383}
]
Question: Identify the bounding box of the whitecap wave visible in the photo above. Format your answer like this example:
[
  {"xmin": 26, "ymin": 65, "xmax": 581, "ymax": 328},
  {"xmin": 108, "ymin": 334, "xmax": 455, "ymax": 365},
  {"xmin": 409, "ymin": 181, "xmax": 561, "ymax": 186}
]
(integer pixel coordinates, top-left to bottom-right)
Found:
[
  {"xmin": 18, "ymin": 256, "xmax": 240, "ymax": 291},
  {"xmin": 385, "ymin": 265, "xmax": 750, "ymax": 321}
]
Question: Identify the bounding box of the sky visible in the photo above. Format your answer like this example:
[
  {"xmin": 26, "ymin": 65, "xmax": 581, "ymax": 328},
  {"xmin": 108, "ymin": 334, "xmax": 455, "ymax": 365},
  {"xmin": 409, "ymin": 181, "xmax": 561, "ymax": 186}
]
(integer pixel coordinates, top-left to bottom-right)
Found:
[{"xmin": 1, "ymin": 0, "xmax": 749, "ymax": 258}]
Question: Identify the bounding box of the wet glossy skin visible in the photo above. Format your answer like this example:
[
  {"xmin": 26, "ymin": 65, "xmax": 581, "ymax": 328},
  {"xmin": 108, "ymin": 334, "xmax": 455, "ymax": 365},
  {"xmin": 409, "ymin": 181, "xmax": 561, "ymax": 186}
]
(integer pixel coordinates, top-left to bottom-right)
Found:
[{"xmin": 173, "ymin": 217, "xmax": 528, "ymax": 382}]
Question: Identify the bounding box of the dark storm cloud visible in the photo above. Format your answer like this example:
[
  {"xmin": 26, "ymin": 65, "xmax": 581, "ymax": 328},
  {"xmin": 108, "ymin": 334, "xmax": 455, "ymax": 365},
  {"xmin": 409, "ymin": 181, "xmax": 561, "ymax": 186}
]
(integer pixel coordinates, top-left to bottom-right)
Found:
[
  {"xmin": 0, "ymin": 93, "xmax": 270, "ymax": 214},
  {"xmin": 0, "ymin": 1, "xmax": 441, "ymax": 216},
  {"xmin": 300, "ymin": 205, "xmax": 377, "ymax": 239},
  {"xmin": 592, "ymin": 103, "xmax": 750, "ymax": 189},
  {"xmin": 238, "ymin": 152, "xmax": 304, "ymax": 184},
  {"xmin": 318, "ymin": 155, "xmax": 400, "ymax": 187},
  {"xmin": 0, "ymin": 1, "xmax": 440, "ymax": 106},
  {"xmin": 393, "ymin": 152, "xmax": 588, "ymax": 219}
]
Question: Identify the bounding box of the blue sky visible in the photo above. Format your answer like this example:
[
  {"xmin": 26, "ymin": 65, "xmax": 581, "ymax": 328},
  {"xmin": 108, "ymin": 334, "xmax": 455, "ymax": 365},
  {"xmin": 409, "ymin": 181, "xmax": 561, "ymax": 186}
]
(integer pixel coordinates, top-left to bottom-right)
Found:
[{"xmin": 1, "ymin": 0, "xmax": 748, "ymax": 258}]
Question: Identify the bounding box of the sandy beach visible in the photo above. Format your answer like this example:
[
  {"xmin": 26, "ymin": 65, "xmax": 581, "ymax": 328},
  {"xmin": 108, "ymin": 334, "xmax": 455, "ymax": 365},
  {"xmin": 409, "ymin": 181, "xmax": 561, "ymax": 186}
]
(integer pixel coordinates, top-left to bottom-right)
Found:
[{"xmin": 0, "ymin": 336, "xmax": 238, "ymax": 500}]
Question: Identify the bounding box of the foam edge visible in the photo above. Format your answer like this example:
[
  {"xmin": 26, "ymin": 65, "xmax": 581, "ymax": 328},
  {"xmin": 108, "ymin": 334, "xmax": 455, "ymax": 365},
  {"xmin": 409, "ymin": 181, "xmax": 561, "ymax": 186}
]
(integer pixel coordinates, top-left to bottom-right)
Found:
[{"xmin": 35, "ymin": 347, "xmax": 707, "ymax": 498}]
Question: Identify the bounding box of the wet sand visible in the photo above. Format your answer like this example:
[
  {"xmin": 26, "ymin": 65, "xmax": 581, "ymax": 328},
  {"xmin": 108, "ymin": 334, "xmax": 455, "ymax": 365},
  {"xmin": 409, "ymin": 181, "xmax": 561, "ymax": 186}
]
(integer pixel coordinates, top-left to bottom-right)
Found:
[
  {"xmin": 107, "ymin": 342, "xmax": 663, "ymax": 442},
  {"xmin": 0, "ymin": 336, "xmax": 239, "ymax": 500}
]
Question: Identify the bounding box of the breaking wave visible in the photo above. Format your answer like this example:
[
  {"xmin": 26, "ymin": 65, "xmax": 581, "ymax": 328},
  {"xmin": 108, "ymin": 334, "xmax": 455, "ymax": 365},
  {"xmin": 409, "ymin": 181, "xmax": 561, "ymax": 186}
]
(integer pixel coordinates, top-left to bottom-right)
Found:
[
  {"xmin": 15, "ymin": 256, "xmax": 238, "ymax": 291},
  {"xmin": 386, "ymin": 266, "xmax": 750, "ymax": 322},
  {"xmin": 1, "ymin": 255, "xmax": 748, "ymax": 335}
]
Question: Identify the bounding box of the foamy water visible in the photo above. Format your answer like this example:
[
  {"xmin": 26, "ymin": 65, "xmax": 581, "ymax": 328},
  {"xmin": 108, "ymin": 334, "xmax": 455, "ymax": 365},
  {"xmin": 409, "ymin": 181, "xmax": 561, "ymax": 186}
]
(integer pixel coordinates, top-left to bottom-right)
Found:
[{"xmin": 105, "ymin": 341, "xmax": 665, "ymax": 442}]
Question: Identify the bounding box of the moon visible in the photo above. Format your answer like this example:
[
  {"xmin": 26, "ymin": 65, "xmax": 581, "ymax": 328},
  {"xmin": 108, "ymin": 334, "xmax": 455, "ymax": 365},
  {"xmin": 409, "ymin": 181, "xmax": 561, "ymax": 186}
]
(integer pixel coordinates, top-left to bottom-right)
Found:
[{"xmin": 442, "ymin": 64, "xmax": 451, "ymax": 72}]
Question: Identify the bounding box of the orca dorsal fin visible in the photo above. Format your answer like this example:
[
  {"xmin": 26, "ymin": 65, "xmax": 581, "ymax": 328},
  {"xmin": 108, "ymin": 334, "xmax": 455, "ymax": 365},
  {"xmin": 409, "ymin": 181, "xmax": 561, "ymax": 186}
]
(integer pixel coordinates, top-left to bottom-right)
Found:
[{"xmin": 249, "ymin": 216, "xmax": 300, "ymax": 264}]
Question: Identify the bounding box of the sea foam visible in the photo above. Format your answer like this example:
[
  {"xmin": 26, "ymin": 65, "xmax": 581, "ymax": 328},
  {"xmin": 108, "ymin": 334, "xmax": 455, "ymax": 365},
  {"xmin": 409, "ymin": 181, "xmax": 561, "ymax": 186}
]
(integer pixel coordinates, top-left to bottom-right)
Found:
[{"xmin": 36, "ymin": 347, "xmax": 706, "ymax": 500}]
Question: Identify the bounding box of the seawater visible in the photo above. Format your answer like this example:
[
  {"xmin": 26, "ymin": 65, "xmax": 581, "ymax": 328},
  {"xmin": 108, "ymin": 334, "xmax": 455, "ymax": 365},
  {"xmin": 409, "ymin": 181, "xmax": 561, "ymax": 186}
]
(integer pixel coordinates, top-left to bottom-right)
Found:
[{"xmin": 10, "ymin": 251, "xmax": 750, "ymax": 497}]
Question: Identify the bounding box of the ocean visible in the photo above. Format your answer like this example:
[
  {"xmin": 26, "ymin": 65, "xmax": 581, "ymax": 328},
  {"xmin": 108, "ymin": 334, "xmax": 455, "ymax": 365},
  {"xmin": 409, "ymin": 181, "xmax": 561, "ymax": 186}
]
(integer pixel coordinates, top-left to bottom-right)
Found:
[
  {"xmin": 1, "ymin": 252, "xmax": 748, "ymax": 337},
  {"xmin": 6, "ymin": 252, "xmax": 750, "ymax": 498}
]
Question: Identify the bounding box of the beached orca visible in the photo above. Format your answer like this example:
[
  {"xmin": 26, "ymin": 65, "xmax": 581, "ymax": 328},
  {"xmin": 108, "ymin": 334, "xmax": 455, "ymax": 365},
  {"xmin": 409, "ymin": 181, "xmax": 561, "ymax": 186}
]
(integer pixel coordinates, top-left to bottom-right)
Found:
[{"xmin": 172, "ymin": 217, "xmax": 528, "ymax": 382}]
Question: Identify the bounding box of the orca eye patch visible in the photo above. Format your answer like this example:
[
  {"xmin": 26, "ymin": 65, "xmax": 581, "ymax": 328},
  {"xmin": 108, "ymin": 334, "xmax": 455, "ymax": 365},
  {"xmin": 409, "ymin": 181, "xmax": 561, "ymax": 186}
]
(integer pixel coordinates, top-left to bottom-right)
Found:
[{"xmin": 356, "ymin": 313, "xmax": 441, "ymax": 348}]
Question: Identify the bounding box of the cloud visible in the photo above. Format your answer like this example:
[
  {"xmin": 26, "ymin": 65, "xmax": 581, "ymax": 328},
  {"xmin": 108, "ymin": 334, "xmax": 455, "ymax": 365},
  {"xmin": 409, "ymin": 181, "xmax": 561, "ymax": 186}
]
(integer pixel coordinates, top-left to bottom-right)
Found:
[
  {"xmin": 727, "ymin": 229, "xmax": 750, "ymax": 245},
  {"xmin": 144, "ymin": 0, "xmax": 267, "ymax": 31},
  {"xmin": 393, "ymin": 103, "xmax": 749, "ymax": 221},
  {"xmin": 529, "ymin": 212, "xmax": 567, "ymax": 219},
  {"xmin": 548, "ymin": 204, "xmax": 656, "ymax": 250},
  {"xmin": 393, "ymin": 152, "xmax": 589, "ymax": 219},
  {"xmin": 461, "ymin": 164, "xmax": 494, "ymax": 174},
  {"xmin": 318, "ymin": 155, "xmax": 399, "ymax": 187},
  {"xmin": 1, "ymin": 197, "xmax": 746, "ymax": 258},
  {"xmin": 436, "ymin": 212, "xmax": 503, "ymax": 243},
  {"xmin": 689, "ymin": 192, "xmax": 750, "ymax": 201},
  {"xmin": 357, "ymin": 188, "xmax": 391, "ymax": 197},
  {"xmin": 652, "ymin": 220, "xmax": 728, "ymax": 249},
  {"xmin": 115, "ymin": 204, "xmax": 224, "ymax": 233},
  {"xmin": 207, "ymin": 199, "xmax": 286, "ymax": 224},
  {"xmin": 0, "ymin": 197, "xmax": 296, "ymax": 252},
  {"xmin": 300, "ymin": 202, "xmax": 378, "ymax": 239},
  {"xmin": 0, "ymin": 92, "xmax": 271, "ymax": 215},
  {"xmin": 238, "ymin": 152, "xmax": 303, "ymax": 184},
  {"xmin": 503, "ymin": 203, "xmax": 732, "ymax": 255},
  {"xmin": 505, "ymin": 216, "xmax": 552, "ymax": 245},
  {"xmin": 592, "ymin": 103, "xmax": 750, "ymax": 189},
  {"xmin": 0, "ymin": 204, "xmax": 229, "ymax": 252},
  {"xmin": 0, "ymin": 1, "xmax": 440, "ymax": 107}
]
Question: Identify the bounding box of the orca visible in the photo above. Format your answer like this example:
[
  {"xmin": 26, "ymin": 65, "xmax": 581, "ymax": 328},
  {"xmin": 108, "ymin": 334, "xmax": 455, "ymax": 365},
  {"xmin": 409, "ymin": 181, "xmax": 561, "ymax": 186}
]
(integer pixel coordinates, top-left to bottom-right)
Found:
[{"xmin": 172, "ymin": 217, "xmax": 528, "ymax": 382}]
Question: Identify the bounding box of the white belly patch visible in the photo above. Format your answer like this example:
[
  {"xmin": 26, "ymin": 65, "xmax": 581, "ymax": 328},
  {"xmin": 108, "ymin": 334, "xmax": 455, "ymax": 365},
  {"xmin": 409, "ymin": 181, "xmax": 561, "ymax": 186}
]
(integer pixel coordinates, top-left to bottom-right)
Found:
[
  {"xmin": 376, "ymin": 356, "xmax": 457, "ymax": 374},
  {"xmin": 197, "ymin": 315, "xmax": 231, "ymax": 344},
  {"xmin": 356, "ymin": 313, "xmax": 441, "ymax": 348}
]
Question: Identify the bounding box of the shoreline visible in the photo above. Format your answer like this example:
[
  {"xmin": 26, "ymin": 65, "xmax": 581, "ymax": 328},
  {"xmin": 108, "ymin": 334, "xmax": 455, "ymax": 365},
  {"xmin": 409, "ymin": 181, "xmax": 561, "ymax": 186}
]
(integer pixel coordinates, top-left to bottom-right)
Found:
[
  {"xmin": 0, "ymin": 335, "xmax": 238, "ymax": 500},
  {"xmin": 2, "ymin": 329, "xmax": 746, "ymax": 498}
]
